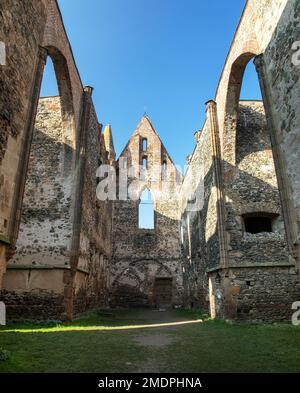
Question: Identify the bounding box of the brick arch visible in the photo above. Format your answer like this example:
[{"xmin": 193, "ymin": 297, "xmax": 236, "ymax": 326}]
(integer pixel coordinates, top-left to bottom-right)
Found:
[
  {"xmin": 41, "ymin": 0, "xmax": 84, "ymax": 132},
  {"xmin": 7, "ymin": 0, "xmax": 85, "ymax": 252},
  {"xmin": 220, "ymin": 47, "xmax": 297, "ymax": 254},
  {"xmin": 222, "ymin": 51, "xmax": 259, "ymax": 168},
  {"xmin": 44, "ymin": 46, "xmax": 76, "ymax": 147},
  {"xmin": 112, "ymin": 267, "xmax": 142, "ymax": 289}
]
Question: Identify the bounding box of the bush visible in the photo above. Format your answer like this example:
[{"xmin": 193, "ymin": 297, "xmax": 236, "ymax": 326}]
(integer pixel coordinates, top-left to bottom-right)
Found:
[{"xmin": 0, "ymin": 348, "xmax": 10, "ymax": 361}]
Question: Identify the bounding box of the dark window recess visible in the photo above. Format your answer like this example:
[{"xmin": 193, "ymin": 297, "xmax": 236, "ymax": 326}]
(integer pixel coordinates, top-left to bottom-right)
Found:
[
  {"xmin": 244, "ymin": 216, "xmax": 273, "ymax": 234},
  {"xmin": 162, "ymin": 160, "xmax": 167, "ymax": 180}
]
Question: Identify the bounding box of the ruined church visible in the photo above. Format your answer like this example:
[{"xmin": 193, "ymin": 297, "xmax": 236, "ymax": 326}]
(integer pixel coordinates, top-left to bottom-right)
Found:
[{"xmin": 0, "ymin": 0, "xmax": 300, "ymax": 322}]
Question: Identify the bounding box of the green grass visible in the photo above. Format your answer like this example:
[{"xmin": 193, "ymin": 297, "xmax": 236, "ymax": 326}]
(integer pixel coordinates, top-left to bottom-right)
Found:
[
  {"xmin": 157, "ymin": 319, "xmax": 300, "ymax": 373},
  {"xmin": 0, "ymin": 309, "xmax": 299, "ymax": 373}
]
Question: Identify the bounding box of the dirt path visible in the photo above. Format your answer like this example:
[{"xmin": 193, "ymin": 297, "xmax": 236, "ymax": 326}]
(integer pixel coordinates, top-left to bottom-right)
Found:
[{"xmin": 122, "ymin": 309, "xmax": 197, "ymax": 373}]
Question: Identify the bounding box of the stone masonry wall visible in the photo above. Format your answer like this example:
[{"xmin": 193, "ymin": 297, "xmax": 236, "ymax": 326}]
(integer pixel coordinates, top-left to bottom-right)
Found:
[
  {"xmin": 2, "ymin": 97, "xmax": 114, "ymax": 320},
  {"xmin": 74, "ymin": 103, "xmax": 113, "ymax": 315},
  {"xmin": 263, "ymin": 0, "xmax": 300, "ymax": 254},
  {"xmin": 179, "ymin": 117, "xmax": 216, "ymax": 310},
  {"xmin": 1, "ymin": 97, "xmax": 74, "ymax": 320},
  {"xmin": 0, "ymin": 0, "xmax": 47, "ymax": 242},
  {"xmin": 111, "ymin": 116, "xmax": 184, "ymax": 308},
  {"xmin": 6, "ymin": 97, "xmax": 74, "ymax": 270},
  {"xmin": 226, "ymin": 101, "xmax": 289, "ymax": 267},
  {"xmin": 180, "ymin": 101, "xmax": 299, "ymax": 320},
  {"xmin": 208, "ymin": 266, "xmax": 300, "ymax": 322}
]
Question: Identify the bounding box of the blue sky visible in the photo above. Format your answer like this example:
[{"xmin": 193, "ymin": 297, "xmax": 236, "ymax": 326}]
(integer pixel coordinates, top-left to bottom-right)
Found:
[{"xmin": 41, "ymin": 0, "xmax": 261, "ymax": 168}]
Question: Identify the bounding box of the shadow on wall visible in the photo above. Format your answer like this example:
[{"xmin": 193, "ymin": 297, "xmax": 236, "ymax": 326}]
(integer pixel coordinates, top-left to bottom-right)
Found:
[
  {"xmin": 9, "ymin": 126, "xmax": 75, "ymax": 267},
  {"xmin": 236, "ymin": 104, "xmax": 270, "ymax": 164},
  {"xmin": 181, "ymin": 102, "xmax": 292, "ymax": 314},
  {"xmin": 182, "ymin": 158, "xmax": 289, "ymax": 269}
]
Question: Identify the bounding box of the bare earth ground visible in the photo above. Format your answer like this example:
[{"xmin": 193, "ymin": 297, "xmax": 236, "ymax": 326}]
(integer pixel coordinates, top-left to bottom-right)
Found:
[{"xmin": 131, "ymin": 309, "xmax": 192, "ymax": 372}]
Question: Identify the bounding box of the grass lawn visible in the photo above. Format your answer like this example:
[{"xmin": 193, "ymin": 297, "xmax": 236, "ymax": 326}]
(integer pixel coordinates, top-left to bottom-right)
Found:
[{"xmin": 0, "ymin": 309, "xmax": 299, "ymax": 373}]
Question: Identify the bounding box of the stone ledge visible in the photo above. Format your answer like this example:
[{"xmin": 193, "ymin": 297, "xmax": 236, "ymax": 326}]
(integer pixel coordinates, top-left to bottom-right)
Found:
[
  {"xmin": 207, "ymin": 262, "xmax": 295, "ymax": 273},
  {"xmin": 6, "ymin": 264, "xmax": 89, "ymax": 274}
]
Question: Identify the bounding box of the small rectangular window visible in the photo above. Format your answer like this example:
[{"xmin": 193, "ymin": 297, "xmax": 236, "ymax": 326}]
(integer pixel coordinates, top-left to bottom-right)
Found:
[{"xmin": 244, "ymin": 215, "xmax": 273, "ymax": 234}]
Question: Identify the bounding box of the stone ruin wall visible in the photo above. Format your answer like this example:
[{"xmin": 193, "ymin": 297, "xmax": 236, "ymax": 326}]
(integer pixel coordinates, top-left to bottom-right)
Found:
[
  {"xmin": 74, "ymin": 102, "xmax": 113, "ymax": 315},
  {"xmin": 0, "ymin": 0, "xmax": 47, "ymax": 283},
  {"xmin": 180, "ymin": 101, "xmax": 300, "ymax": 320},
  {"xmin": 110, "ymin": 117, "xmax": 184, "ymax": 308},
  {"xmin": 1, "ymin": 97, "xmax": 113, "ymax": 320},
  {"xmin": 1, "ymin": 0, "xmax": 300, "ymax": 322},
  {"xmin": 179, "ymin": 116, "xmax": 216, "ymax": 310},
  {"xmin": 262, "ymin": 0, "xmax": 300, "ymax": 256}
]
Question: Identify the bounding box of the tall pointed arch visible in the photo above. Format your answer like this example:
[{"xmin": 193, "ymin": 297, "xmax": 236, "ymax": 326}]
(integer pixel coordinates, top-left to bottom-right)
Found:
[{"xmin": 138, "ymin": 188, "xmax": 155, "ymax": 230}]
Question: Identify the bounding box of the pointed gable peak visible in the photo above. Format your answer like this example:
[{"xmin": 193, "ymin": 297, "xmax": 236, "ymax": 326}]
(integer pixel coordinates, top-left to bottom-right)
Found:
[
  {"xmin": 103, "ymin": 123, "xmax": 112, "ymax": 137},
  {"xmin": 103, "ymin": 124, "xmax": 115, "ymax": 162},
  {"xmin": 138, "ymin": 113, "xmax": 158, "ymax": 136}
]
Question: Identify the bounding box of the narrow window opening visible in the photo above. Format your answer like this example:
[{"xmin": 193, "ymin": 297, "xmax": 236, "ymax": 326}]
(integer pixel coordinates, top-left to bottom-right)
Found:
[
  {"xmin": 142, "ymin": 138, "xmax": 148, "ymax": 152},
  {"xmin": 162, "ymin": 160, "xmax": 167, "ymax": 180},
  {"xmin": 142, "ymin": 156, "xmax": 148, "ymax": 170}
]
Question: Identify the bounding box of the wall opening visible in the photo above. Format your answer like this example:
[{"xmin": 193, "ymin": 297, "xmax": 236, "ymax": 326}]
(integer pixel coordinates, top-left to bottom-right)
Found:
[
  {"xmin": 12, "ymin": 50, "xmax": 75, "ymax": 270},
  {"xmin": 142, "ymin": 138, "xmax": 147, "ymax": 152},
  {"xmin": 243, "ymin": 215, "xmax": 273, "ymax": 234},
  {"xmin": 154, "ymin": 277, "xmax": 173, "ymax": 308},
  {"xmin": 222, "ymin": 51, "xmax": 290, "ymax": 270},
  {"xmin": 138, "ymin": 188, "xmax": 154, "ymax": 230},
  {"xmin": 40, "ymin": 56, "xmax": 59, "ymax": 97},
  {"xmin": 240, "ymin": 60, "xmax": 262, "ymax": 100},
  {"xmin": 142, "ymin": 156, "xmax": 148, "ymax": 170},
  {"xmin": 162, "ymin": 160, "xmax": 167, "ymax": 181}
]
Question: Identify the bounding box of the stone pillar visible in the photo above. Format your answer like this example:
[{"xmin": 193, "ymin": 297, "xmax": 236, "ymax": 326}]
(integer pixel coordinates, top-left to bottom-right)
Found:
[
  {"xmin": 65, "ymin": 86, "xmax": 94, "ymax": 321},
  {"xmin": 206, "ymin": 100, "xmax": 228, "ymax": 270},
  {"xmin": 254, "ymin": 54, "xmax": 299, "ymax": 271}
]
